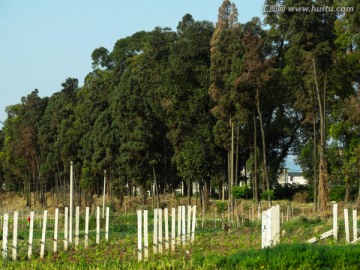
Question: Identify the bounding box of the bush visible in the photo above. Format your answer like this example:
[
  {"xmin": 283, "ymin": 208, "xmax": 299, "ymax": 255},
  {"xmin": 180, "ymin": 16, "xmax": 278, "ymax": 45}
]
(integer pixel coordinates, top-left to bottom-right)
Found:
[
  {"xmin": 215, "ymin": 201, "xmax": 227, "ymax": 213},
  {"xmin": 232, "ymin": 185, "xmax": 252, "ymax": 199},
  {"xmin": 272, "ymin": 183, "xmax": 308, "ymax": 200},
  {"xmin": 260, "ymin": 190, "xmax": 274, "ymax": 201}
]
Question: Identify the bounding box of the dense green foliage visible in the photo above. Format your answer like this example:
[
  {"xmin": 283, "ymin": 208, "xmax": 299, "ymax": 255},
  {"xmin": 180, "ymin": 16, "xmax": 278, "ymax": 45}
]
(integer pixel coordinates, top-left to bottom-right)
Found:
[{"xmin": 1, "ymin": 0, "xmax": 360, "ymax": 208}]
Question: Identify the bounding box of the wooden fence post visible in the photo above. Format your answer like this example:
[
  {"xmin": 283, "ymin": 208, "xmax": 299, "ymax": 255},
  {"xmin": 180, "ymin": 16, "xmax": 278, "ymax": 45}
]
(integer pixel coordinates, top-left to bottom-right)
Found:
[
  {"xmin": 158, "ymin": 208, "xmax": 163, "ymax": 253},
  {"xmin": 40, "ymin": 210, "xmax": 48, "ymax": 259},
  {"xmin": 75, "ymin": 206, "xmax": 80, "ymax": 249},
  {"xmin": 144, "ymin": 210, "xmax": 148, "ymax": 260},
  {"xmin": 12, "ymin": 212, "xmax": 18, "ymax": 261},
  {"xmin": 64, "ymin": 207, "xmax": 68, "ymax": 251},
  {"xmin": 182, "ymin": 205, "xmax": 186, "ymax": 247},
  {"xmin": 164, "ymin": 208, "xmax": 169, "ymax": 250},
  {"xmin": 105, "ymin": 207, "xmax": 110, "ymax": 242},
  {"xmin": 187, "ymin": 205, "xmax": 191, "ymax": 241},
  {"xmin": 171, "ymin": 207, "xmax": 176, "ymax": 252},
  {"xmin": 153, "ymin": 208, "xmax": 158, "ymax": 254},
  {"xmin": 333, "ymin": 204, "xmax": 338, "ymax": 241},
  {"xmin": 353, "ymin": 209, "xmax": 358, "ymax": 242},
  {"xmin": 2, "ymin": 213, "xmax": 8, "ymax": 259},
  {"xmin": 344, "ymin": 209, "xmax": 350, "ymax": 244},
  {"xmin": 28, "ymin": 211, "xmax": 34, "ymax": 259},
  {"xmin": 54, "ymin": 208, "xmax": 59, "ymax": 253},
  {"xmin": 96, "ymin": 207, "xmax": 100, "ymax": 244},
  {"xmin": 137, "ymin": 210, "xmax": 142, "ymax": 262},
  {"xmin": 177, "ymin": 206, "xmax": 181, "ymax": 245},
  {"xmin": 191, "ymin": 206, "xmax": 196, "ymax": 243},
  {"xmin": 85, "ymin": 207, "xmax": 89, "ymax": 248}
]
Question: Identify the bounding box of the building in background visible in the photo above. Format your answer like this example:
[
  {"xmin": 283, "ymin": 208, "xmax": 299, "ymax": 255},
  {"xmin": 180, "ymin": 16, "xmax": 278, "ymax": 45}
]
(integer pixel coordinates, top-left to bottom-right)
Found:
[{"xmin": 278, "ymin": 168, "xmax": 307, "ymax": 185}]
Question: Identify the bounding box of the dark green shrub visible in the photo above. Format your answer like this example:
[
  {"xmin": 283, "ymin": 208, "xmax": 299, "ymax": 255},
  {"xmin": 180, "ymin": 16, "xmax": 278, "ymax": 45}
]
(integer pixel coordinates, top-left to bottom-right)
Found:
[{"xmin": 232, "ymin": 185, "xmax": 252, "ymax": 199}]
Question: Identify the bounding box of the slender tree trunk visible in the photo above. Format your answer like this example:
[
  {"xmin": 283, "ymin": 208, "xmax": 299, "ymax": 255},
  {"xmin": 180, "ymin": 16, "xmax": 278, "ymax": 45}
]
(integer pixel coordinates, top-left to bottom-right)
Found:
[
  {"xmin": 152, "ymin": 165, "xmax": 160, "ymax": 209},
  {"xmin": 357, "ymin": 178, "xmax": 360, "ymax": 208},
  {"xmin": 235, "ymin": 124, "xmax": 239, "ymax": 186},
  {"xmin": 253, "ymin": 114, "xmax": 258, "ymax": 204},
  {"xmin": 344, "ymin": 177, "xmax": 350, "ymax": 203},
  {"xmin": 313, "ymin": 59, "xmax": 328, "ymax": 213},
  {"xmin": 313, "ymin": 115, "xmax": 318, "ymax": 211},
  {"xmin": 256, "ymin": 88, "xmax": 269, "ymax": 199}
]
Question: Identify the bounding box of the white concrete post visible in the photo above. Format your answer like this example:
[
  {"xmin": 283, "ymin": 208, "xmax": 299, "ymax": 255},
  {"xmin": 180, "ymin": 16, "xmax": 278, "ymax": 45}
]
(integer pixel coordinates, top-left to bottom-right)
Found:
[
  {"xmin": 177, "ymin": 206, "xmax": 181, "ymax": 245},
  {"xmin": 40, "ymin": 210, "xmax": 48, "ymax": 259},
  {"xmin": 164, "ymin": 208, "xmax": 169, "ymax": 250},
  {"xmin": 171, "ymin": 207, "xmax": 176, "ymax": 252},
  {"xmin": 102, "ymin": 170, "xmax": 106, "ymax": 219},
  {"xmin": 75, "ymin": 206, "xmax": 80, "ymax": 249},
  {"xmin": 144, "ymin": 210, "xmax": 148, "ymax": 260},
  {"xmin": 64, "ymin": 207, "xmax": 68, "ymax": 250},
  {"xmin": 28, "ymin": 211, "xmax": 34, "ymax": 259},
  {"xmin": 2, "ymin": 213, "xmax": 8, "ymax": 259},
  {"xmin": 54, "ymin": 208, "xmax": 59, "ymax": 253},
  {"xmin": 96, "ymin": 207, "xmax": 100, "ymax": 244},
  {"xmin": 85, "ymin": 207, "xmax": 89, "ymax": 248},
  {"xmin": 182, "ymin": 205, "xmax": 186, "ymax": 246},
  {"xmin": 191, "ymin": 206, "xmax": 197, "ymax": 243},
  {"xmin": 105, "ymin": 207, "xmax": 110, "ymax": 242},
  {"xmin": 137, "ymin": 210, "xmax": 142, "ymax": 262},
  {"xmin": 158, "ymin": 208, "xmax": 163, "ymax": 254},
  {"xmin": 353, "ymin": 209, "xmax": 357, "ymax": 242},
  {"xmin": 69, "ymin": 161, "xmax": 73, "ymax": 244},
  {"xmin": 261, "ymin": 209, "xmax": 269, "ymax": 249},
  {"xmin": 12, "ymin": 212, "xmax": 18, "ymax": 261},
  {"xmin": 344, "ymin": 208, "xmax": 350, "ymax": 244},
  {"xmin": 153, "ymin": 208, "xmax": 158, "ymax": 254},
  {"xmin": 187, "ymin": 205, "xmax": 191, "ymax": 241},
  {"xmin": 333, "ymin": 204, "xmax": 338, "ymax": 240}
]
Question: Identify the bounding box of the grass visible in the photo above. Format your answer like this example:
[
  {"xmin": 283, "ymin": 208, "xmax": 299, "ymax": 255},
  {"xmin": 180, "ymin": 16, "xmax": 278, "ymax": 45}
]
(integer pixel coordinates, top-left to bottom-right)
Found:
[{"xmin": 0, "ymin": 194, "xmax": 359, "ymax": 269}]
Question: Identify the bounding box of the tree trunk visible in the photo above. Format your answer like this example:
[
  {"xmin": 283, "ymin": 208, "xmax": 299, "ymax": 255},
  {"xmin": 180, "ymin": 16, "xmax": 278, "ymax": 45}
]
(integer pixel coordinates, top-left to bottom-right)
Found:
[
  {"xmin": 313, "ymin": 59, "xmax": 328, "ymax": 213},
  {"xmin": 253, "ymin": 114, "xmax": 258, "ymax": 204},
  {"xmin": 256, "ymin": 88, "xmax": 270, "ymax": 199},
  {"xmin": 313, "ymin": 115, "xmax": 318, "ymax": 211}
]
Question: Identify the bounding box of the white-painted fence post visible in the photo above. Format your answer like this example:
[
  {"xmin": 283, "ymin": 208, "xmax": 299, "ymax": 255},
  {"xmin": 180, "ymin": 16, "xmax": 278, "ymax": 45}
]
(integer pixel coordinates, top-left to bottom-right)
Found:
[
  {"xmin": 187, "ymin": 205, "xmax": 191, "ymax": 241},
  {"xmin": 69, "ymin": 161, "xmax": 73, "ymax": 244},
  {"xmin": 105, "ymin": 207, "xmax": 110, "ymax": 242},
  {"xmin": 344, "ymin": 208, "xmax": 350, "ymax": 244},
  {"xmin": 40, "ymin": 210, "xmax": 47, "ymax": 259},
  {"xmin": 182, "ymin": 205, "xmax": 186, "ymax": 247},
  {"xmin": 353, "ymin": 209, "xmax": 357, "ymax": 242},
  {"xmin": 333, "ymin": 204, "xmax": 338, "ymax": 240},
  {"xmin": 28, "ymin": 211, "xmax": 34, "ymax": 259},
  {"xmin": 64, "ymin": 207, "xmax": 68, "ymax": 251},
  {"xmin": 85, "ymin": 207, "xmax": 89, "ymax": 248},
  {"xmin": 96, "ymin": 207, "xmax": 100, "ymax": 244},
  {"xmin": 261, "ymin": 209, "xmax": 268, "ymax": 249},
  {"xmin": 137, "ymin": 210, "xmax": 142, "ymax": 262},
  {"xmin": 102, "ymin": 170, "xmax": 106, "ymax": 219},
  {"xmin": 153, "ymin": 208, "xmax": 158, "ymax": 254},
  {"xmin": 158, "ymin": 208, "xmax": 163, "ymax": 254},
  {"xmin": 75, "ymin": 206, "xmax": 80, "ymax": 249},
  {"xmin": 144, "ymin": 210, "xmax": 148, "ymax": 260},
  {"xmin": 12, "ymin": 212, "xmax": 18, "ymax": 261},
  {"xmin": 191, "ymin": 206, "xmax": 196, "ymax": 243},
  {"xmin": 164, "ymin": 208, "xmax": 169, "ymax": 250},
  {"xmin": 2, "ymin": 213, "xmax": 8, "ymax": 259},
  {"xmin": 272, "ymin": 205, "xmax": 280, "ymax": 246},
  {"xmin": 171, "ymin": 207, "xmax": 176, "ymax": 252},
  {"xmin": 54, "ymin": 208, "xmax": 59, "ymax": 253},
  {"xmin": 177, "ymin": 206, "xmax": 181, "ymax": 245}
]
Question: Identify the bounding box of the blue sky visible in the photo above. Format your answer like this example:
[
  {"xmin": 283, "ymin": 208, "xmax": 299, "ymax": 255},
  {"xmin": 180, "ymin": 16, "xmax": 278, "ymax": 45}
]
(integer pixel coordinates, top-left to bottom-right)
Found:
[{"xmin": 0, "ymin": 0, "xmax": 300, "ymax": 169}]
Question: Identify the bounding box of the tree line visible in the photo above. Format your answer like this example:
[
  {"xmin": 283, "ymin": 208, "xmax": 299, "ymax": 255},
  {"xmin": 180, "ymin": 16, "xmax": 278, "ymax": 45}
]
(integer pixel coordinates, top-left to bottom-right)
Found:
[{"xmin": 0, "ymin": 0, "xmax": 359, "ymax": 213}]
